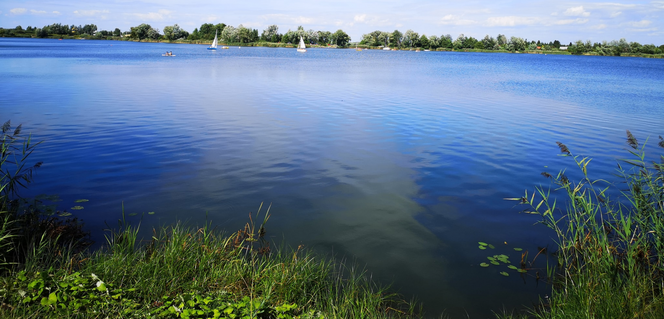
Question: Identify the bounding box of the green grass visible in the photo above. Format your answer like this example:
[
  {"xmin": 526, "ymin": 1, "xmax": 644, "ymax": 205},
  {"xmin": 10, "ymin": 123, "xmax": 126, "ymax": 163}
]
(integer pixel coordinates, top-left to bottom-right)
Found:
[
  {"xmin": 0, "ymin": 207, "xmax": 420, "ymax": 318},
  {"xmin": 505, "ymin": 132, "xmax": 664, "ymax": 319}
]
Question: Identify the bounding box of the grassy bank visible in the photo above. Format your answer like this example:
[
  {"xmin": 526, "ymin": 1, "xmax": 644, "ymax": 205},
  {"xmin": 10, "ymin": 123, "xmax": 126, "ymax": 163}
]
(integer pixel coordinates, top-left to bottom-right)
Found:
[
  {"xmin": 0, "ymin": 121, "xmax": 419, "ymax": 318},
  {"xmin": 505, "ymin": 132, "xmax": 664, "ymax": 318}
]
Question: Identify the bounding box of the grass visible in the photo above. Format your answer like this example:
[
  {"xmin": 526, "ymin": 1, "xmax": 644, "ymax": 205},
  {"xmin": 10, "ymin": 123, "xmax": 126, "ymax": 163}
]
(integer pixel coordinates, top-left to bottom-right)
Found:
[
  {"xmin": 504, "ymin": 131, "xmax": 664, "ymax": 319},
  {"xmin": 5, "ymin": 120, "xmax": 664, "ymax": 318},
  {"xmin": 0, "ymin": 121, "xmax": 420, "ymax": 318},
  {"xmin": 0, "ymin": 207, "xmax": 420, "ymax": 318}
]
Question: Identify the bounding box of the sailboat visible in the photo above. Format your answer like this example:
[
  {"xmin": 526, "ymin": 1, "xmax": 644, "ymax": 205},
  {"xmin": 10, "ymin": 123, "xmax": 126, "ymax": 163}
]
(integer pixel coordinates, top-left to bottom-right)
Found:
[
  {"xmin": 207, "ymin": 31, "xmax": 218, "ymax": 50},
  {"xmin": 297, "ymin": 36, "xmax": 307, "ymax": 53}
]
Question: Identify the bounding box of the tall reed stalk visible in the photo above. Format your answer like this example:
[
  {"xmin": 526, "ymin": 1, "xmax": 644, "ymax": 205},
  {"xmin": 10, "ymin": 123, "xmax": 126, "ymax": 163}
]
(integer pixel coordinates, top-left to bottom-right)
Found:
[{"xmin": 511, "ymin": 132, "xmax": 664, "ymax": 318}]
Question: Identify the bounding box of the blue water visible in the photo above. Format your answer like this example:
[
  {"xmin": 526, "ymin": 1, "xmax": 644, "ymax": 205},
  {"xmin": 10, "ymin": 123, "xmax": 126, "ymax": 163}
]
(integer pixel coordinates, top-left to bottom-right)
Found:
[{"xmin": 2, "ymin": 38, "xmax": 664, "ymax": 317}]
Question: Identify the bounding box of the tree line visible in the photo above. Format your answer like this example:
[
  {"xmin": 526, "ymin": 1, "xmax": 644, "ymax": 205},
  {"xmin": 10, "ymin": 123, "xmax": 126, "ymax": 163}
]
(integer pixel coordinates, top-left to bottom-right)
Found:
[
  {"xmin": 0, "ymin": 22, "xmax": 352, "ymax": 47},
  {"xmin": 360, "ymin": 29, "xmax": 664, "ymax": 55},
  {"xmin": 2, "ymin": 22, "xmax": 663, "ymax": 55}
]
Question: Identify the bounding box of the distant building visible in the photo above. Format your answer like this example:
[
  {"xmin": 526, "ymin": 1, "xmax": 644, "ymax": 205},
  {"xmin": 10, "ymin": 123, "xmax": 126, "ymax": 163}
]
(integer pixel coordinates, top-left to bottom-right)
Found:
[{"xmin": 560, "ymin": 46, "xmax": 568, "ymax": 50}]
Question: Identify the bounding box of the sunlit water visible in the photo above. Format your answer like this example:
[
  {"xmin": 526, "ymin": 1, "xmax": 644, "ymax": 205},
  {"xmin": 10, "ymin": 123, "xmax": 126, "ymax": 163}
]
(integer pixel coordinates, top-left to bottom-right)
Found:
[{"xmin": 2, "ymin": 38, "xmax": 664, "ymax": 317}]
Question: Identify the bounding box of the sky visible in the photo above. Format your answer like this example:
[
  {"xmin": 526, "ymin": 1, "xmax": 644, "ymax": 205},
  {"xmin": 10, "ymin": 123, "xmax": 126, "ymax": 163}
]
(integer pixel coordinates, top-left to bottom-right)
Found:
[{"xmin": 1, "ymin": 0, "xmax": 663, "ymax": 44}]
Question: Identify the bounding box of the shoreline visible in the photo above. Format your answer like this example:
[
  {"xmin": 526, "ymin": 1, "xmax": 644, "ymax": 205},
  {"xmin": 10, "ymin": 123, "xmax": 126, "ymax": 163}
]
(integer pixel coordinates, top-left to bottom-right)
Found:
[{"xmin": 3, "ymin": 35, "xmax": 664, "ymax": 58}]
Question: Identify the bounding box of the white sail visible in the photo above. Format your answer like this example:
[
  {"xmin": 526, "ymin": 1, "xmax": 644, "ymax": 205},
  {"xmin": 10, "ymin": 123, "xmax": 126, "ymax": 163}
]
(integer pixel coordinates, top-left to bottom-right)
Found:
[
  {"xmin": 297, "ymin": 36, "xmax": 306, "ymax": 52},
  {"xmin": 209, "ymin": 31, "xmax": 218, "ymax": 49}
]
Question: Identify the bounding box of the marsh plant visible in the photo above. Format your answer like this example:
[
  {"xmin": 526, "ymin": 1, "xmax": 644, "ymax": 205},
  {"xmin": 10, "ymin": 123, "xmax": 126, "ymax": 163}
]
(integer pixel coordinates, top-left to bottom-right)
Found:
[
  {"xmin": 509, "ymin": 131, "xmax": 664, "ymax": 318},
  {"xmin": 0, "ymin": 121, "xmax": 90, "ymax": 270}
]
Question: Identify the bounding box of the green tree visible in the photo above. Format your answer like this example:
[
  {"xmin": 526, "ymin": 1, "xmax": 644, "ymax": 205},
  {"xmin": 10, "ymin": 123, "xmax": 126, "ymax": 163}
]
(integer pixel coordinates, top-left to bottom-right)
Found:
[
  {"xmin": 419, "ymin": 34, "xmax": 429, "ymax": 49},
  {"xmin": 390, "ymin": 30, "xmax": 402, "ymax": 47},
  {"xmin": 428, "ymin": 35, "xmax": 439, "ymax": 49},
  {"xmin": 496, "ymin": 34, "xmax": 507, "ymax": 47},
  {"xmin": 332, "ymin": 29, "xmax": 350, "ymax": 47},
  {"xmin": 163, "ymin": 24, "xmax": 188, "ymax": 41},
  {"xmin": 403, "ymin": 30, "xmax": 418, "ymax": 47},
  {"xmin": 482, "ymin": 35, "xmax": 496, "ymax": 50},
  {"xmin": 262, "ymin": 25, "xmax": 278, "ymax": 41},
  {"xmin": 130, "ymin": 23, "xmax": 158, "ymax": 40},
  {"xmin": 113, "ymin": 28, "xmax": 121, "ymax": 37}
]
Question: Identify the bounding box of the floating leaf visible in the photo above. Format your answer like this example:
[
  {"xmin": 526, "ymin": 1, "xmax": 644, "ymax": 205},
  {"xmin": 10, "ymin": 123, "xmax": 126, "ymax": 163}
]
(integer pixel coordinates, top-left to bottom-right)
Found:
[
  {"xmin": 148, "ymin": 212, "xmax": 155, "ymax": 215},
  {"xmin": 59, "ymin": 212, "xmax": 72, "ymax": 217},
  {"xmin": 480, "ymin": 263, "xmax": 489, "ymax": 267},
  {"xmin": 508, "ymin": 265, "xmax": 518, "ymax": 270},
  {"xmin": 75, "ymin": 199, "xmax": 89, "ymax": 203},
  {"xmin": 487, "ymin": 257, "xmax": 496, "ymax": 261},
  {"xmin": 128, "ymin": 213, "xmax": 138, "ymax": 217},
  {"xmin": 514, "ymin": 248, "xmax": 523, "ymax": 251},
  {"xmin": 71, "ymin": 206, "xmax": 84, "ymax": 210},
  {"xmin": 488, "ymin": 244, "xmax": 495, "ymax": 249},
  {"xmin": 478, "ymin": 242, "xmax": 488, "ymax": 246},
  {"xmin": 518, "ymin": 269, "xmax": 527, "ymax": 273},
  {"xmin": 500, "ymin": 272, "xmax": 509, "ymax": 277},
  {"xmin": 479, "ymin": 246, "xmax": 486, "ymax": 250},
  {"xmin": 491, "ymin": 261, "xmax": 500, "ymax": 266}
]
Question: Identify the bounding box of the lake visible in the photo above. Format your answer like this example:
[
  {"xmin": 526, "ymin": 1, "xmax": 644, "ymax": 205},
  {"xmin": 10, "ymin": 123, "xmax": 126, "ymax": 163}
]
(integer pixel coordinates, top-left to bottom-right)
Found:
[{"xmin": 1, "ymin": 37, "xmax": 663, "ymax": 317}]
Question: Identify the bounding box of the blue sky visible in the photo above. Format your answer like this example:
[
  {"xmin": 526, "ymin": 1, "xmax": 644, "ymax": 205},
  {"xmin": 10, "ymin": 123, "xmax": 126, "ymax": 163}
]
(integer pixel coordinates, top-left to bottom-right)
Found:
[{"xmin": 1, "ymin": 0, "xmax": 662, "ymax": 44}]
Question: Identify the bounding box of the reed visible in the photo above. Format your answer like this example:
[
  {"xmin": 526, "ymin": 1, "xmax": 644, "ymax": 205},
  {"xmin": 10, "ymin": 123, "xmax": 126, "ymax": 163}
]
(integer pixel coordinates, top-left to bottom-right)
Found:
[{"xmin": 507, "ymin": 132, "xmax": 664, "ymax": 318}]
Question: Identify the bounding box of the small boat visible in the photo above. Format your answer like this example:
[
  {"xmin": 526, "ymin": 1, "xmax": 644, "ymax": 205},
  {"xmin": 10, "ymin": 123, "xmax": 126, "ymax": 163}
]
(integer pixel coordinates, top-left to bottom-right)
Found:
[
  {"xmin": 208, "ymin": 31, "xmax": 218, "ymax": 50},
  {"xmin": 162, "ymin": 54, "xmax": 176, "ymax": 57},
  {"xmin": 297, "ymin": 36, "xmax": 307, "ymax": 53},
  {"xmin": 222, "ymin": 46, "xmax": 229, "ymax": 49},
  {"xmin": 382, "ymin": 47, "xmax": 391, "ymax": 51},
  {"xmin": 356, "ymin": 46, "xmax": 362, "ymax": 51}
]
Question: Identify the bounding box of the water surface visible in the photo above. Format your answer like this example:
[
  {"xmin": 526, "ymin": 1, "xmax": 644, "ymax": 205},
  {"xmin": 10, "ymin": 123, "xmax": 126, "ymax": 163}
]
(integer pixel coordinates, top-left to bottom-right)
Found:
[{"xmin": 2, "ymin": 38, "xmax": 664, "ymax": 317}]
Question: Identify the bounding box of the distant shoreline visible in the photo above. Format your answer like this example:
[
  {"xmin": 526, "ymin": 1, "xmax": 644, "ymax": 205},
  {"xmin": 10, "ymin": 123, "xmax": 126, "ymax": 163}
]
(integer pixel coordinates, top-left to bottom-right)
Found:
[{"xmin": 3, "ymin": 36, "xmax": 664, "ymax": 59}]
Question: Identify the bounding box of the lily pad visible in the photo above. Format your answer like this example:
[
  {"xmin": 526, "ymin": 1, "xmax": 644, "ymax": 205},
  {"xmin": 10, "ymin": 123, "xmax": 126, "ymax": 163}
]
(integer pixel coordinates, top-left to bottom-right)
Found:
[
  {"xmin": 490, "ymin": 261, "xmax": 500, "ymax": 266},
  {"xmin": 75, "ymin": 199, "xmax": 89, "ymax": 203},
  {"xmin": 71, "ymin": 206, "xmax": 84, "ymax": 210},
  {"xmin": 59, "ymin": 212, "xmax": 72, "ymax": 217},
  {"xmin": 478, "ymin": 242, "xmax": 488, "ymax": 246},
  {"xmin": 147, "ymin": 212, "xmax": 155, "ymax": 215},
  {"xmin": 479, "ymin": 246, "xmax": 486, "ymax": 250},
  {"xmin": 488, "ymin": 244, "xmax": 495, "ymax": 249},
  {"xmin": 508, "ymin": 265, "xmax": 518, "ymax": 270},
  {"xmin": 500, "ymin": 272, "xmax": 509, "ymax": 277},
  {"xmin": 128, "ymin": 213, "xmax": 138, "ymax": 217},
  {"xmin": 518, "ymin": 269, "xmax": 527, "ymax": 273},
  {"xmin": 480, "ymin": 263, "xmax": 489, "ymax": 267},
  {"xmin": 514, "ymin": 248, "xmax": 523, "ymax": 251}
]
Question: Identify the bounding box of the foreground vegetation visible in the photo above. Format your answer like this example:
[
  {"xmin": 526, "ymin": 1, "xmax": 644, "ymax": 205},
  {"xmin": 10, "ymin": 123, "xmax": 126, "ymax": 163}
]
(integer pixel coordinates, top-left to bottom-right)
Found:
[
  {"xmin": 504, "ymin": 132, "xmax": 664, "ymax": 318},
  {"xmin": 0, "ymin": 121, "xmax": 419, "ymax": 318},
  {"xmin": 3, "ymin": 120, "xmax": 664, "ymax": 318}
]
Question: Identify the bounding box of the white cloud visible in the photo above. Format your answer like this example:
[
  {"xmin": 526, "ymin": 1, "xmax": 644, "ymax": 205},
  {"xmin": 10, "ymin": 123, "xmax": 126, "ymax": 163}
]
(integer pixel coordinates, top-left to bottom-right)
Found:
[
  {"xmin": 438, "ymin": 14, "xmax": 476, "ymax": 26},
  {"xmin": 30, "ymin": 9, "xmax": 48, "ymax": 15},
  {"xmin": 485, "ymin": 16, "xmax": 536, "ymax": 27},
  {"xmin": 626, "ymin": 20, "xmax": 652, "ymax": 27},
  {"xmin": 10, "ymin": 8, "xmax": 27, "ymax": 15},
  {"xmin": 73, "ymin": 10, "xmax": 110, "ymax": 17},
  {"xmin": 293, "ymin": 16, "xmax": 313, "ymax": 24},
  {"xmin": 202, "ymin": 15, "xmax": 219, "ymax": 23},
  {"xmin": 555, "ymin": 18, "xmax": 589, "ymax": 25},
  {"xmin": 564, "ymin": 6, "xmax": 590, "ymax": 17},
  {"xmin": 632, "ymin": 28, "xmax": 658, "ymax": 32},
  {"xmin": 610, "ymin": 11, "xmax": 622, "ymax": 18},
  {"xmin": 349, "ymin": 14, "xmax": 391, "ymax": 27},
  {"xmin": 354, "ymin": 14, "xmax": 366, "ymax": 23},
  {"xmin": 590, "ymin": 24, "xmax": 607, "ymax": 30},
  {"xmin": 129, "ymin": 9, "xmax": 172, "ymax": 21},
  {"xmin": 53, "ymin": 11, "xmax": 61, "ymax": 15}
]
